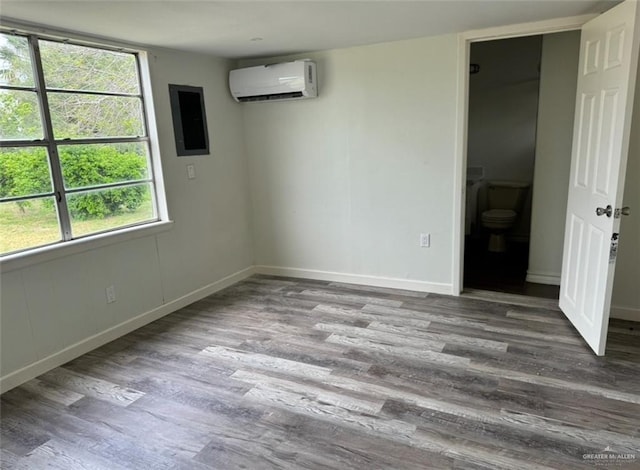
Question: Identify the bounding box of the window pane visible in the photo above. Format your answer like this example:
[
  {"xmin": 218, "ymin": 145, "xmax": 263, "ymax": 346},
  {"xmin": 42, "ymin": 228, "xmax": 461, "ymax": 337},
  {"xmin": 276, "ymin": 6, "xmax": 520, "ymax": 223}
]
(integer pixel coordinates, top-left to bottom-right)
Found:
[
  {"xmin": 59, "ymin": 143, "xmax": 150, "ymax": 190},
  {"xmin": 0, "ymin": 147, "xmax": 53, "ymax": 199},
  {"xmin": 0, "ymin": 89, "xmax": 43, "ymax": 140},
  {"xmin": 40, "ymin": 40, "xmax": 139, "ymax": 94},
  {"xmin": 48, "ymin": 92, "xmax": 144, "ymax": 139},
  {"xmin": 0, "ymin": 197, "xmax": 61, "ymax": 254},
  {"xmin": 0, "ymin": 33, "xmax": 34, "ymax": 87},
  {"xmin": 68, "ymin": 183, "xmax": 155, "ymax": 237}
]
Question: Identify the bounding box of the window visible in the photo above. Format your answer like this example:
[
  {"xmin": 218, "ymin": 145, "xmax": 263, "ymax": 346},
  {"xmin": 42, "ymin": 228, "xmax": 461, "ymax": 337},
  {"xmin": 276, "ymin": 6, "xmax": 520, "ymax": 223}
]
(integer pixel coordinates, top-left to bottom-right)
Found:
[{"xmin": 0, "ymin": 31, "xmax": 161, "ymax": 256}]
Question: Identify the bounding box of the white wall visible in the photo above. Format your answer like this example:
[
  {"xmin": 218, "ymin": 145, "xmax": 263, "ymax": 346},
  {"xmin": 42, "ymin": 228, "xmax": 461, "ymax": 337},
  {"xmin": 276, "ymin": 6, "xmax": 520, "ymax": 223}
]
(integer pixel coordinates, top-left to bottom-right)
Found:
[
  {"xmin": 467, "ymin": 36, "xmax": 542, "ymax": 183},
  {"xmin": 611, "ymin": 58, "xmax": 640, "ymax": 321},
  {"xmin": 527, "ymin": 31, "xmax": 581, "ymax": 285},
  {"xmin": 242, "ymin": 35, "xmax": 459, "ymax": 291},
  {"xmin": 147, "ymin": 49, "xmax": 253, "ymax": 301},
  {"xmin": 0, "ymin": 46, "xmax": 254, "ymax": 391}
]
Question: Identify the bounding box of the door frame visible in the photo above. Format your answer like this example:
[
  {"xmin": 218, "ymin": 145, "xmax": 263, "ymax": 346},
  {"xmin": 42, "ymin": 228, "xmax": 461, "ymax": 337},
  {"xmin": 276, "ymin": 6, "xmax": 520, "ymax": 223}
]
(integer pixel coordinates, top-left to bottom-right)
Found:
[{"xmin": 451, "ymin": 13, "xmax": 598, "ymax": 295}]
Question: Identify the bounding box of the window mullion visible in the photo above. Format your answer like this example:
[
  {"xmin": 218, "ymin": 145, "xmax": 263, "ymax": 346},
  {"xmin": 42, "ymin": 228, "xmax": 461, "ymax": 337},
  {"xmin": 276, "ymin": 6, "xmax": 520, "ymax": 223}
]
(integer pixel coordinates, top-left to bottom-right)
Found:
[
  {"xmin": 54, "ymin": 136, "xmax": 149, "ymax": 146},
  {"xmin": 64, "ymin": 178, "xmax": 154, "ymax": 195},
  {"xmin": 0, "ymin": 84, "xmax": 38, "ymax": 93},
  {"xmin": 46, "ymin": 88, "xmax": 142, "ymax": 99},
  {"xmin": 28, "ymin": 35, "xmax": 73, "ymax": 241},
  {"xmin": 0, "ymin": 140, "xmax": 47, "ymax": 148}
]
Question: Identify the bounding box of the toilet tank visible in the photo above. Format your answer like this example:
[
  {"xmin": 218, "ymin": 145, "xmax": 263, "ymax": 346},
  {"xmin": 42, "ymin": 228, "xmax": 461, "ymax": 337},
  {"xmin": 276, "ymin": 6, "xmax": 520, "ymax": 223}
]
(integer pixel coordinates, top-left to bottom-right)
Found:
[{"xmin": 487, "ymin": 181, "xmax": 530, "ymax": 211}]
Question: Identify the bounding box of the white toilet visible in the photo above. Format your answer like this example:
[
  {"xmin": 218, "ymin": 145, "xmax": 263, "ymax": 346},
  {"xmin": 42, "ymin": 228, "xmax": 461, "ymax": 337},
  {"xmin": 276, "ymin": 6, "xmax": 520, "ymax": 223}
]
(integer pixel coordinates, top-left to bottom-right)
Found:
[{"xmin": 480, "ymin": 181, "xmax": 529, "ymax": 253}]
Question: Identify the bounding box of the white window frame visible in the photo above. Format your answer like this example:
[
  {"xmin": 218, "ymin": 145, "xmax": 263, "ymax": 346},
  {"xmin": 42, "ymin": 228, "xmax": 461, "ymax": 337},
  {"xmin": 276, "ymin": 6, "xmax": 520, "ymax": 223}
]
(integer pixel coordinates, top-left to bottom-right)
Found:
[{"xmin": 0, "ymin": 24, "xmax": 170, "ymax": 270}]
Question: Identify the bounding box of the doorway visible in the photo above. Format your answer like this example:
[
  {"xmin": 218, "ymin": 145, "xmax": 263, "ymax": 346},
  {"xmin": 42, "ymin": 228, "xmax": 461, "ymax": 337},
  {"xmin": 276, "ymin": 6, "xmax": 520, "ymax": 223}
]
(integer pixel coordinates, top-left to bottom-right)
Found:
[
  {"xmin": 464, "ymin": 35, "xmax": 544, "ymax": 297},
  {"xmin": 452, "ymin": 3, "xmax": 640, "ymax": 356},
  {"xmin": 462, "ymin": 30, "xmax": 581, "ymax": 300}
]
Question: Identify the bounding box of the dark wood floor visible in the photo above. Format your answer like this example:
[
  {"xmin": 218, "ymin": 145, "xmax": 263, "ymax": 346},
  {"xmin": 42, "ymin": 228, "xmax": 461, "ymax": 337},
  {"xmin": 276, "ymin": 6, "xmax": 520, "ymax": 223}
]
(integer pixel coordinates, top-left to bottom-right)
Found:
[
  {"xmin": 464, "ymin": 237, "xmax": 561, "ymax": 300},
  {"xmin": 2, "ymin": 275, "xmax": 639, "ymax": 469}
]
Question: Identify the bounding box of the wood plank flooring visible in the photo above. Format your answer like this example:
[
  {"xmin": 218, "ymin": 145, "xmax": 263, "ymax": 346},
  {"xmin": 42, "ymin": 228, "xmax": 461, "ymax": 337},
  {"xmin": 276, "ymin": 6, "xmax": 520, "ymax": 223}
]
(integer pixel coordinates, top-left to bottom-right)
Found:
[{"xmin": 2, "ymin": 275, "xmax": 639, "ymax": 469}]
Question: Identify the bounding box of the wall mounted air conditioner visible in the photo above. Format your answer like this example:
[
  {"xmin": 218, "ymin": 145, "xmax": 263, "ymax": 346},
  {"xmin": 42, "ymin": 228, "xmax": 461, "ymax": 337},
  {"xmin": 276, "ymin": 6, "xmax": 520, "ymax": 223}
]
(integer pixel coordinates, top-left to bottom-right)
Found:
[{"xmin": 229, "ymin": 60, "xmax": 317, "ymax": 103}]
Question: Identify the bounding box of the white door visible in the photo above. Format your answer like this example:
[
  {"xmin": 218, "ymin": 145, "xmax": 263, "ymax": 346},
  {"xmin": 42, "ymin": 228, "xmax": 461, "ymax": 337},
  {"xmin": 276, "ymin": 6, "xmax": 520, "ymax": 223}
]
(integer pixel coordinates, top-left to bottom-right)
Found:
[{"xmin": 560, "ymin": 0, "xmax": 640, "ymax": 355}]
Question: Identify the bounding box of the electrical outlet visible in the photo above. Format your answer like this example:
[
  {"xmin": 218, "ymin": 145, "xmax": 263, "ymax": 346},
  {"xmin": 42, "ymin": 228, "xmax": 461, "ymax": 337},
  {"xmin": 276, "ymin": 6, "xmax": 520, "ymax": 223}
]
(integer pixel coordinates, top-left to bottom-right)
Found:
[
  {"xmin": 187, "ymin": 164, "xmax": 196, "ymax": 180},
  {"xmin": 420, "ymin": 233, "xmax": 431, "ymax": 248},
  {"xmin": 106, "ymin": 285, "xmax": 116, "ymax": 304}
]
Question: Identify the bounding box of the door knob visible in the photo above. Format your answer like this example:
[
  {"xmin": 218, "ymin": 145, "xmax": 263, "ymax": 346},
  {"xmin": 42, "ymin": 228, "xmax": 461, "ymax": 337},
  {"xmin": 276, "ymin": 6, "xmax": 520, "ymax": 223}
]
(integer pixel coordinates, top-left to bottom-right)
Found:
[
  {"xmin": 596, "ymin": 205, "xmax": 612, "ymax": 217},
  {"xmin": 615, "ymin": 206, "xmax": 631, "ymax": 218}
]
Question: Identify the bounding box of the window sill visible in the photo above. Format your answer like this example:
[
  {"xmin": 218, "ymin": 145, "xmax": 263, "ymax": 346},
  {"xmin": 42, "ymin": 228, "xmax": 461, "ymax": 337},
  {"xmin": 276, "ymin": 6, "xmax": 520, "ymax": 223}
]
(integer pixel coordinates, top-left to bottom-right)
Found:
[{"xmin": 1, "ymin": 220, "xmax": 174, "ymax": 273}]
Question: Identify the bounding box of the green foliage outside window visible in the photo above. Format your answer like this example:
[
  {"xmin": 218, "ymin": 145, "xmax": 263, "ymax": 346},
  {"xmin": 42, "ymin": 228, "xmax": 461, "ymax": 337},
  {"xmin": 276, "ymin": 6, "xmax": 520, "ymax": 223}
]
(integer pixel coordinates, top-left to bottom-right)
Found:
[{"xmin": 0, "ymin": 146, "xmax": 148, "ymax": 219}]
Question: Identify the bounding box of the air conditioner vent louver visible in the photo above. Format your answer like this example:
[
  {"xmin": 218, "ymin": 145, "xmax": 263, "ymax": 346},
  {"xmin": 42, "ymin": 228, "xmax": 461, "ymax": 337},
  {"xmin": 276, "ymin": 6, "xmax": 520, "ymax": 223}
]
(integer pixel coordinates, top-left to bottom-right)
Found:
[
  {"xmin": 229, "ymin": 60, "xmax": 317, "ymax": 103},
  {"xmin": 238, "ymin": 92, "xmax": 304, "ymax": 102}
]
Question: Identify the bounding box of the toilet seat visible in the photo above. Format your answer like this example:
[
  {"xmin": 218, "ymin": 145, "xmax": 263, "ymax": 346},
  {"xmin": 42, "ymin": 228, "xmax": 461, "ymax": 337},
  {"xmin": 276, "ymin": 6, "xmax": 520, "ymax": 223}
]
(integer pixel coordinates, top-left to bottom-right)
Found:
[{"xmin": 481, "ymin": 209, "xmax": 516, "ymax": 223}]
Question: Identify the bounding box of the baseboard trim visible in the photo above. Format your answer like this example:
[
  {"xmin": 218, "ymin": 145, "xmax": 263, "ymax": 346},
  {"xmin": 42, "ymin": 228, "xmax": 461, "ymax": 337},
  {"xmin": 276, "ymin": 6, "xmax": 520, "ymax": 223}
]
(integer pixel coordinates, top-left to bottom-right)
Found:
[
  {"xmin": 610, "ymin": 305, "xmax": 640, "ymax": 322},
  {"xmin": 254, "ymin": 265, "xmax": 454, "ymax": 295},
  {"xmin": 526, "ymin": 271, "xmax": 561, "ymax": 286},
  {"xmin": 0, "ymin": 266, "xmax": 255, "ymax": 394}
]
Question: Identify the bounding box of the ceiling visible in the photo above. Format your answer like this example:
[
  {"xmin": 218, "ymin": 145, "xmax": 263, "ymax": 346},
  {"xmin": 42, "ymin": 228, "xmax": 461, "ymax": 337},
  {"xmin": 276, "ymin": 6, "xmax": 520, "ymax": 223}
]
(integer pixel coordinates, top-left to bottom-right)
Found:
[{"xmin": 0, "ymin": 1, "xmax": 617, "ymax": 59}]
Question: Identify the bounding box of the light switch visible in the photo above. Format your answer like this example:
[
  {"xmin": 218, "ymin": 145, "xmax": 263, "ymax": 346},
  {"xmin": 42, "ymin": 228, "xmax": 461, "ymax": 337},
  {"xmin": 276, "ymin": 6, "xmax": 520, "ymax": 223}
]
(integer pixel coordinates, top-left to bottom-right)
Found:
[{"xmin": 187, "ymin": 164, "xmax": 196, "ymax": 180}]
